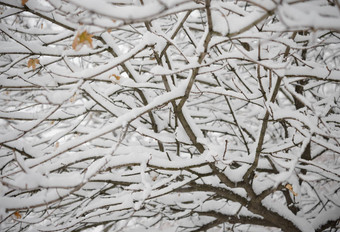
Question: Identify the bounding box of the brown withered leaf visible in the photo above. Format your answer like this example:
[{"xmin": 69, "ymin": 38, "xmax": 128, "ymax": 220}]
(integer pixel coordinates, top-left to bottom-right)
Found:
[
  {"xmin": 14, "ymin": 211, "xmax": 21, "ymax": 219},
  {"xmin": 27, "ymin": 58, "xmax": 39, "ymax": 70},
  {"xmin": 22, "ymin": 0, "xmax": 28, "ymax": 6},
  {"xmin": 111, "ymin": 74, "xmax": 121, "ymax": 80}
]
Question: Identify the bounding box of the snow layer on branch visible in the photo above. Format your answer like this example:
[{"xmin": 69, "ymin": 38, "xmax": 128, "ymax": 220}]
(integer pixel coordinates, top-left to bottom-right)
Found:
[
  {"xmin": 68, "ymin": 0, "xmax": 191, "ymax": 21},
  {"xmin": 312, "ymin": 206, "xmax": 340, "ymax": 230},
  {"xmin": 262, "ymin": 197, "xmax": 315, "ymax": 232},
  {"xmin": 279, "ymin": 2, "xmax": 340, "ymax": 31},
  {"xmin": 210, "ymin": 0, "xmax": 275, "ymax": 36},
  {"xmin": 0, "ymin": 188, "xmax": 72, "ymax": 210}
]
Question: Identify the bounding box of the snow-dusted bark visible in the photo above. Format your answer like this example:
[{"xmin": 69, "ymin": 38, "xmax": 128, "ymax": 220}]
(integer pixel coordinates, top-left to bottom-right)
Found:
[{"xmin": 0, "ymin": 0, "xmax": 339, "ymax": 231}]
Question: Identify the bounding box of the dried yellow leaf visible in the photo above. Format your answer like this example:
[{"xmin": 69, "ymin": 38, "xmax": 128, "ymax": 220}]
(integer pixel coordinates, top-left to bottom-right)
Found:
[
  {"xmin": 286, "ymin": 183, "xmax": 293, "ymax": 190},
  {"xmin": 70, "ymin": 94, "xmax": 76, "ymax": 102},
  {"xmin": 285, "ymin": 184, "xmax": 298, "ymax": 196},
  {"xmin": 72, "ymin": 30, "xmax": 93, "ymax": 50}
]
